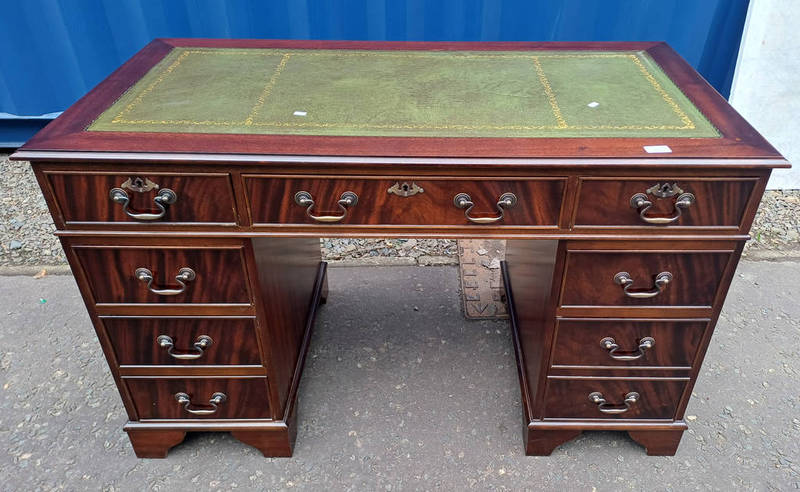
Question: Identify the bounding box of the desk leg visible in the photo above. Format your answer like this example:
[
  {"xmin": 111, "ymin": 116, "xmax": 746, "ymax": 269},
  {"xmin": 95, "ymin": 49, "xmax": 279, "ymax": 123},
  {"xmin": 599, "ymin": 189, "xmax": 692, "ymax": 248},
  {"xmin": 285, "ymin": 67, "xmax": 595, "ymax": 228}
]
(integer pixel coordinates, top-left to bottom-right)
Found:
[
  {"xmin": 125, "ymin": 429, "xmax": 187, "ymax": 459},
  {"xmin": 628, "ymin": 429, "xmax": 684, "ymax": 456},
  {"xmin": 524, "ymin": 428, "xmax": 582, "ymax": 456},
  {"xmin": 231, "ymin": 427, "xmax": 295, "ymax": 457}
]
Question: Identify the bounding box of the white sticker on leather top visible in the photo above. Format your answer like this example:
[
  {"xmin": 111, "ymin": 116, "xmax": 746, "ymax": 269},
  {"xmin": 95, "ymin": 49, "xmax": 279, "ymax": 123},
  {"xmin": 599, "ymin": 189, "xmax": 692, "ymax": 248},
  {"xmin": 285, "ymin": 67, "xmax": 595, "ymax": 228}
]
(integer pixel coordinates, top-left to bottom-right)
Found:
[
  {"xmin": 293, "ymin": 111, "xmax": 307, "ymax": 116},
  {"xmin": 643, "ymin": 145, "xmax": 673, "ymax": 154}
]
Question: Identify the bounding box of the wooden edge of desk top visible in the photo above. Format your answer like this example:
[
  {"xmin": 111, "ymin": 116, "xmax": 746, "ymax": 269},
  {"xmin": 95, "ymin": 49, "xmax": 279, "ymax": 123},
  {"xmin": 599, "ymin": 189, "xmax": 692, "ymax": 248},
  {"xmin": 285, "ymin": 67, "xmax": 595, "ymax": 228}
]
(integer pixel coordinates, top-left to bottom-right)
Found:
[{"xmin": 14, "ymin": 39, "xmax": 787, "ymax": 162}]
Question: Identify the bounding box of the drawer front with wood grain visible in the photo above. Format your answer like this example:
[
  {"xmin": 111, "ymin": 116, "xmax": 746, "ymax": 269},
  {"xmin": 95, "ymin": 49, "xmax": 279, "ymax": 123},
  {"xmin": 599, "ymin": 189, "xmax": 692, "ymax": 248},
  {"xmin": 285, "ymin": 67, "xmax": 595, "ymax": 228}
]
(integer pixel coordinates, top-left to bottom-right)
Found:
[
  {"xmin": 544, "ymin": 378, "xmax": 687, "ymax": 420},
  {"xmin": 44, "ymin": 171, "xmax": 237, "ymax": 225},
  {"xmin": 573, "ymin": 178, "xmax": 758, "ymax": 230},
  {"xmin": 551, "ymin": 319, "xmax": 707, "ymax": 368},
  {"xmin": 244, "ymin": 176, "xmax": 566, "ymax": 227},
  {"xmin": 103, "ymin": 317, "xmax": 261, "ymax": 366},
  {"xmin": 73, "ymin": 246, "xmax": 251, "ymax": 304},
  {"xmin": 560, "ymin": 250, "xmax": 732, "ymax": 308},
  {"xmin": 126, "ymin": 377, "xmax": 270, "ymax": 420}
]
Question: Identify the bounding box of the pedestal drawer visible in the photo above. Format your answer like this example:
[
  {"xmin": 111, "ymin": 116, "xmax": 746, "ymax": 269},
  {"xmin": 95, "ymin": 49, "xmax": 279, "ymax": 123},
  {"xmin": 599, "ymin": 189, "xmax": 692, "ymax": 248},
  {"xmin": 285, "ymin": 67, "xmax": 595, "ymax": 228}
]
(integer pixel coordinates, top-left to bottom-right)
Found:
[
  {"xmin": 552, "ymin": 319, "xmax": 707, "ymax": 368},
  {"xmin": 573, "ymin": 178, "xmax": 757, "ymax": 230},
  {"xmin": 244, "ymin": 175, "xmax": 565, "ymax": 227},
  {"xmin": 73, "ymin": 245, "xmax": 252, "ymax": 304},
  {"xmin": 560, "ymin": 250, "xmax": 731, "ymax": 308},
  {"xmin": 103, "ymin": 317, "xmax": 261, "ymax": 366},
  {"xmin": 44, "ymin": 171, "xmax": 237, "ymax": 225},
  {"xmin": 544, "ymin": 378, "xmax": 686, "ymax": 420},
  {"xmin": 126, "ymin": 377, "xmax": 271, "ymax": 420}
]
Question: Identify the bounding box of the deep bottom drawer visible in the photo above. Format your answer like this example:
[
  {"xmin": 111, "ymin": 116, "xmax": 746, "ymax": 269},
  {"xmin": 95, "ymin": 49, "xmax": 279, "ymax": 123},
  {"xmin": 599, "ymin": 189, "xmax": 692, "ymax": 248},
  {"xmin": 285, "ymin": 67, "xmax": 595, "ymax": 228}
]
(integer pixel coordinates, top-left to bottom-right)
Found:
[
  {"xmin": 127, "ymin": 377, "xmax": 271, "ymax": 420},
  {"xmin": 544, "ymin": 378, "xmax": 686, "ymax": 419}
]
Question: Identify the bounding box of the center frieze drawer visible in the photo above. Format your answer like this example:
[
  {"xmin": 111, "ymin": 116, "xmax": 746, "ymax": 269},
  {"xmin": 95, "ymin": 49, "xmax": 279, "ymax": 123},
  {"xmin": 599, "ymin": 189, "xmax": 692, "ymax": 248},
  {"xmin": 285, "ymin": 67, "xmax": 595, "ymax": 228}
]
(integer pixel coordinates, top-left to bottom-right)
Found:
[
  {"xmin": 103, "ymin": 317, "xmax": 261, "ymax": 366},
  {"xmin": 243, "ymin": 175, "xmax": 566, "ymax": 227},
  {"xmin": 544, "ymin": 378, "xmax": 687, "ymax": 420},
  {"xmin": 43, "ymin": 171, "xmax": 238, "ymax": 226},
  {"xmin": 551, "ymin": 319, "xmax": 707, "ymax": 368},
  {"xmin": 559, "ymin": 250, "xmax": 732, "ymax": 308},
  {"xmin": 72, "ymin": 245, "xmax": 252, "ymax": 304},
  {"xmin": 125, "ymin": 377, "xmax": 271, "ymax": 420}
]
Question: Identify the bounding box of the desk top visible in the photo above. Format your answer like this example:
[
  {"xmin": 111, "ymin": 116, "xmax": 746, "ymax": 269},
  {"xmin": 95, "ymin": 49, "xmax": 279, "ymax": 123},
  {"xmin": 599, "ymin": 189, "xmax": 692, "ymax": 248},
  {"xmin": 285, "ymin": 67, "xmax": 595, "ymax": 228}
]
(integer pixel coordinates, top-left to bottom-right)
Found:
[{"xmin": 18, "ymin": 39, "xmax": 784, "ymax": 162}]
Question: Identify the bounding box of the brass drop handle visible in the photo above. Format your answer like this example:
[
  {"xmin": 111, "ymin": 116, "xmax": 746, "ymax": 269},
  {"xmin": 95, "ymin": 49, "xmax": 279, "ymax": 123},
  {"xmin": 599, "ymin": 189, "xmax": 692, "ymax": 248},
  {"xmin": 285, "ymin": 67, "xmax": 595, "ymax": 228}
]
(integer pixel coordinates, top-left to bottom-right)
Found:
[
  {"xmin": 294, "ymin": 191, "xmax": 358, "ymax": 223},
  {"xmin": 174, "ymin": 392, "xmax": 227, "ymax": 415},
  {"xmin": 613, "ymin": 271, "xmax": 672, "ymax": 299},
  {"xmin": 157, "ymin": 335, "xmax": 213, "ymax": 360},
  {"xmin": 109, "ymin": 187, "xmax": 177, "ymax": 221},
  {"xmin": 600, "ymin": 336, "xmax": 655, "ymax": 361},
  {"xmin": 135, "ymin": 267, "xmax": 196, "ymax": 296},
  {"xmin": 630, "ymin": 191, "xmax": 694, "ymax": 225},
  {"xmin": 453, "ymin": 192, "xmax": 517, "ymax": 224},
  {"xmin": 588, "ymin": 391, "xmax": 639, "ymax": 414}
]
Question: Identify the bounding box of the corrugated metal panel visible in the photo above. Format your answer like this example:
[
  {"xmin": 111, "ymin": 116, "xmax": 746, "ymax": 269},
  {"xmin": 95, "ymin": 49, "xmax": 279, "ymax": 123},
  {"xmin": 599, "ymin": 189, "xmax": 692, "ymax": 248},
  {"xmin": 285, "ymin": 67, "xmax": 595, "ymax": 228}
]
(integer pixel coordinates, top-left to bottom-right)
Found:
[{"xmin": 0, "ymin": 0, "xmax": 749, "ymax": 147}]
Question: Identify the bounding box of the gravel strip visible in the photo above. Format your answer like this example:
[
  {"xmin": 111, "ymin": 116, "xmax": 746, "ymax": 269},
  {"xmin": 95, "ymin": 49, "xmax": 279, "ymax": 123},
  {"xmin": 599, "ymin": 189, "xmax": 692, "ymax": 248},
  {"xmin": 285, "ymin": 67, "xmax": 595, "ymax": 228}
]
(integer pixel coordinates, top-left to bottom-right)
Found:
[
  {"xmin": 322, "ymin": 238, "xmax": 458, "ymax": 263},
  {"xmin": 745, "ymin": 189, "xmax": 800, "ymax": 259},
  {"xmin": 2, "ymin": 154, "xmax": 798, "ymax": 268},
  {"xmin": 0, "ymin": 156, "xmax": 65, "ymax": 267}
]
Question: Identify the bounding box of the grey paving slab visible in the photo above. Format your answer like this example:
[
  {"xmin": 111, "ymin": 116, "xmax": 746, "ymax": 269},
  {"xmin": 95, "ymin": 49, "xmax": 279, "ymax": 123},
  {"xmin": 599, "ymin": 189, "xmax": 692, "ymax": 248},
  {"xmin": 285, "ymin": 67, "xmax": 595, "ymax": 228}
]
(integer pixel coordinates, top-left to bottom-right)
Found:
[{"xmin": 0, "ymin": 263, "xmax": 798, "ymax": 491}]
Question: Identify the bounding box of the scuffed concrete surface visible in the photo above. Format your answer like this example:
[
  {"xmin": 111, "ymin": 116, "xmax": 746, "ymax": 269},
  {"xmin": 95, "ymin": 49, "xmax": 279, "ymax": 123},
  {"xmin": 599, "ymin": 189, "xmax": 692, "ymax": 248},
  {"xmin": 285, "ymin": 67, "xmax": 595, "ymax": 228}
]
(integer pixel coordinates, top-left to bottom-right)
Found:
[{"xmin": 1, "ymin": 263, "xmax": 799, "ymax": 490}]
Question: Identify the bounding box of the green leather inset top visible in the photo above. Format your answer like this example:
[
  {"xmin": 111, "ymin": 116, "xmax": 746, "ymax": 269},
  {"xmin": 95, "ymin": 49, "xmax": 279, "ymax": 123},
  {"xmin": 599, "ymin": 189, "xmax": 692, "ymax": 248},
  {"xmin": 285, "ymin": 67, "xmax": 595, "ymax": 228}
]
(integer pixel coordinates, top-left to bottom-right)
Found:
[{"xmin": 88, "ymin": 47, "xmax": 719, "ymax": 138}]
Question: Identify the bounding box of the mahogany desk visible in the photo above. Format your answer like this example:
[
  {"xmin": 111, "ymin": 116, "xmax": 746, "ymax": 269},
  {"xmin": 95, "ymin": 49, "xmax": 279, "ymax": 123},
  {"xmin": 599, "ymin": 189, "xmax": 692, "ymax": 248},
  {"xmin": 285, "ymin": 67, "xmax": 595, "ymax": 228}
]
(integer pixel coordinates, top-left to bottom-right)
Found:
[{"xmin": 12, "ymin": 39, "xmax": 789, "ymax": 458}]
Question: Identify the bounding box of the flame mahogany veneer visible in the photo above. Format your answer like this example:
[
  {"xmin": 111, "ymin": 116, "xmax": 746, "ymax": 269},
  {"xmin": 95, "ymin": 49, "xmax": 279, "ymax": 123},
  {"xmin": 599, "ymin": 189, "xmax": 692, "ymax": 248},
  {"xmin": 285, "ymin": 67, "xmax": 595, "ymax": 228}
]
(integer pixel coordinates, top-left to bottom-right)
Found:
[{"xmin": 12, "ymin": 39, "xmax": 788, "ymax": 458}]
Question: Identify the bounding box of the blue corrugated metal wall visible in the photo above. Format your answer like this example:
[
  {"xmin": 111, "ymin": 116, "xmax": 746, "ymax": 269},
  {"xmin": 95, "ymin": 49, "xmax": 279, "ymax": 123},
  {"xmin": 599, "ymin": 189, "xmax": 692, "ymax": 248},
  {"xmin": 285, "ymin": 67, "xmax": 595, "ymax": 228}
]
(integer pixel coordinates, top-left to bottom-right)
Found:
[{"xmin": 0, "ymin": 0, "xmax": 750, "ymax": 147}]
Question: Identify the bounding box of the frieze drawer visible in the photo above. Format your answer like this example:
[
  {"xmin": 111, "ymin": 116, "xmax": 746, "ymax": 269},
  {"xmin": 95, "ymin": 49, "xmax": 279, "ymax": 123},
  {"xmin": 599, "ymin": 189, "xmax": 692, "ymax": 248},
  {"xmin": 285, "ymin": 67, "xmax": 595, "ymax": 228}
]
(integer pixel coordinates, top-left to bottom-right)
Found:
[
  {"xmin": 573, "ymin": 178, "xmax": 757, "ymax": 230},
  {"xmin": 244, "ymin": 175, "xmax": 566, "ymax": 227},
  {"xmin": 43, "ymin": 171, "xmax": 238, "ymax": 226}
]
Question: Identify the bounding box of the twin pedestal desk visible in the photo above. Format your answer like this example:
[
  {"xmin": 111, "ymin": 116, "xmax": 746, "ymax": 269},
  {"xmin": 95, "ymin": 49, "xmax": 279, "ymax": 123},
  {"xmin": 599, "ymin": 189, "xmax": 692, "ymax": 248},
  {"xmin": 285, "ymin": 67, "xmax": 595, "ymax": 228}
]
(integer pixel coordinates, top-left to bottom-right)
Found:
[{"xmin": 13, "ymin": 39, "xmax": 788, "ymax": 458}]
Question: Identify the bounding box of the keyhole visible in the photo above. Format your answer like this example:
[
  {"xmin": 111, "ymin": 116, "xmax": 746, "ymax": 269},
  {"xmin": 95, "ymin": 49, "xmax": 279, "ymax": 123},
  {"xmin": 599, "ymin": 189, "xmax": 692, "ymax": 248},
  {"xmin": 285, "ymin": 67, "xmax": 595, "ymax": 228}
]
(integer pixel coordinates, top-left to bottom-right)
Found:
[
  {"xmin": 402, "ymin": 183, "xmax": 409, "ymax": 192},
  {"xmin": 132, "ymin": 177, "xmax": 145, "ymax": 188},
  {"xmin": 660, "ymin": 184, "xmax": 670, "ymax": 194}
]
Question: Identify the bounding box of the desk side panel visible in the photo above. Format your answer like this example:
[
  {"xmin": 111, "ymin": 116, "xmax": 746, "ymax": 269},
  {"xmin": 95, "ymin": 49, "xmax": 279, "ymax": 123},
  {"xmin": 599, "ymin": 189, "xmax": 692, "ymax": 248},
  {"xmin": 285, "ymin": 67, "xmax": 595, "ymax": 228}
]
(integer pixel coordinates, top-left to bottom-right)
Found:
[
  {"xmin": 251, "ymin": 237, "xmax": 322, "ymax": 416},
  {"xmin": 505, "ymin": 240, "xmax": 562, "ymax": 421}
]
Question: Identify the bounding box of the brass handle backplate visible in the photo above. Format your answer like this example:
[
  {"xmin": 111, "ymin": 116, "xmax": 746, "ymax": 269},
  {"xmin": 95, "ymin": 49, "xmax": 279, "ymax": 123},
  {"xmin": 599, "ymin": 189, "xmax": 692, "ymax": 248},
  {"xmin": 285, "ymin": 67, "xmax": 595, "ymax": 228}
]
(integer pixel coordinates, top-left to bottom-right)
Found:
[
  {"xmin": 294, "ymin": 191, "xmax": 358, "ymax": 223},
  {"xmin": 588, "ymin": 391, "xmax": 639, "ymax": 414},
  {"xmin": 454, "ymin": 192, "xmax": 517, "ymax": 224},
  {"xmin": 630, "ymin": 182, "xmax": 694, "ymax": 225},
  {"xmin": 109, "ymin": 186, "xmax": 177, "ymax": 221},
  {"xmin": 135, "ymin": 267, "xmax": 196, "ymax": 296},
  {"xmin": 157, "ymin": 335, "xmax": 213, "ymax": 360},
  {"xmin": 600, "ymin": 336, "xmax": 655, "ymax": 361},
  {"xmin": 613, "ymin": 271, "xmax": 672, "ymax": 299},
  {"xmin": 174, "ymin": 392, "xmax": 227, "ymax": 415}
]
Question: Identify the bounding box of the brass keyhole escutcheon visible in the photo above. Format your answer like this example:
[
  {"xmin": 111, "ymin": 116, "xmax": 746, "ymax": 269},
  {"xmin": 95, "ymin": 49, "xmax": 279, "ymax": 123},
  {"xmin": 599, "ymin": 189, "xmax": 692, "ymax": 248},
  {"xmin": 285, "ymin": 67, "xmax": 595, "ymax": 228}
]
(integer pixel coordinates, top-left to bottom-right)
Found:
[{"xmin": 387, "ymin": 181, "xmax": 424, "ymax": 197}]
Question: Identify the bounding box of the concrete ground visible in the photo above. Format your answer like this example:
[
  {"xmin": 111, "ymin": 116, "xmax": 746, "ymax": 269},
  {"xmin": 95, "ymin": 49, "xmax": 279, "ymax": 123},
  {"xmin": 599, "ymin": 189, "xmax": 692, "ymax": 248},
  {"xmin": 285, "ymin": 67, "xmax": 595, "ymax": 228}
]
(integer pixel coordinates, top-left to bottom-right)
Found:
[{"xmin": 1, "ymin": 263, "xmax": 798, "ymax": 491}]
